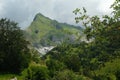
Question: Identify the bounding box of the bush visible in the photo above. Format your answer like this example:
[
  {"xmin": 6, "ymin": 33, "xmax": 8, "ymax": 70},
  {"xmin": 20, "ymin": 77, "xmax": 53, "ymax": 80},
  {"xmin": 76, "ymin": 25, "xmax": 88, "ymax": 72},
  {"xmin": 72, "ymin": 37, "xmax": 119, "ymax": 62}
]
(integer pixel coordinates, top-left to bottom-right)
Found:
[
  {"xmin": 46, "ymin": 59, "xmax": 66, "ymax": 77},
  {"xmin": 26, "ymin": 66, "xmax": 50, "ymax": 80},
  {"xmin": 52, "ymin": 70, "xmax": 85, "ymax": 80}
]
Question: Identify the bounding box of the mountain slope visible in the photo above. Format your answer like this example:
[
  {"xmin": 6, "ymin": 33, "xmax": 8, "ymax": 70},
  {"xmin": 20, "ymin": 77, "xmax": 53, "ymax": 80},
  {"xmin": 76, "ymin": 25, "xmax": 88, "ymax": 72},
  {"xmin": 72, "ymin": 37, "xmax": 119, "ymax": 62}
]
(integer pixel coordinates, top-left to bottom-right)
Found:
[{"xmin": 25, "ymin": 13, "xmax": 83, "ymax": 47}]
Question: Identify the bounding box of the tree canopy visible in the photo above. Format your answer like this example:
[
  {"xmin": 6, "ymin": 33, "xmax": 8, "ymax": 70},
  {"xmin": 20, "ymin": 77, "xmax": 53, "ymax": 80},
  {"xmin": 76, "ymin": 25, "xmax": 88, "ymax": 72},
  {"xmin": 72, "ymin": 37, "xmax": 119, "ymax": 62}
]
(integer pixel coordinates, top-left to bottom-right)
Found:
[
  {"xmin": 42, "ymin": 0, "xmax": 120, "ymax": 79},
  {"xmin": 0, "ymin": 18, "xmax": 31, "ymax": 73}
]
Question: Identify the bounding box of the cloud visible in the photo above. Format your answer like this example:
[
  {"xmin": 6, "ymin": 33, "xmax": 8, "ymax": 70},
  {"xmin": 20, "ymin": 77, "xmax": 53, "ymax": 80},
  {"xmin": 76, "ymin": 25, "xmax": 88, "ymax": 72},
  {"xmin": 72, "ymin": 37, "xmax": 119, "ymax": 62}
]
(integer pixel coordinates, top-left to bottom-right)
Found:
[
  {"xmin": 97, "ymin": 0, "xmax": 114, "ymax": 14},
  {"xmin": 0, "ymin": 0, "xmax": 114, "ymax": 29}
]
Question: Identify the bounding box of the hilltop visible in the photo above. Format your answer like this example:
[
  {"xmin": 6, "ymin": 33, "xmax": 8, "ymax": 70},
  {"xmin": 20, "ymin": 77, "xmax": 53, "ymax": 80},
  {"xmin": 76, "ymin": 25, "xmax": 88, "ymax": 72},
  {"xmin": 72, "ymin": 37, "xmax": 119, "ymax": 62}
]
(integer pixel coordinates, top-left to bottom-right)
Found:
[{"xmin": 25, "ymin": 13, "xmax": 83, "ymax": 48}]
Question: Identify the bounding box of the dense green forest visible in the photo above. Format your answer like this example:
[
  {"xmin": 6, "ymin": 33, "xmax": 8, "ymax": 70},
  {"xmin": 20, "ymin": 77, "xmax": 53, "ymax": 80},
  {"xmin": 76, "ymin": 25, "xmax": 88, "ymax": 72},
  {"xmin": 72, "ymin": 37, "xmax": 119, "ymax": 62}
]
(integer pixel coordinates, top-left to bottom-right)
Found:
[{"xmin": 0, "ymin": 0, "xmax": 120, "ymax": 80}]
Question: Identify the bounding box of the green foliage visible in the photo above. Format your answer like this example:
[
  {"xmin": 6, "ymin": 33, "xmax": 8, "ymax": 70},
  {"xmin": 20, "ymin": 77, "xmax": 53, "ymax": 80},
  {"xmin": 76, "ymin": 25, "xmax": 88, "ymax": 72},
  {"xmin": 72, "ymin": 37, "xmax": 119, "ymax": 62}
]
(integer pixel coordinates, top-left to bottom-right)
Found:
[
  {"xmin": 46, "ymin": 59, "xmax": 66, "ymax": 77},
  {"xmin": 30, "ymin": 49, "xmax": 41, "ymax": 63},
  {"xmin": 72, "ymin": 0, "xmax": 120, "ymax": 79},
  {"xmin": 26, "ymin": 65, "xmax": 49, "ymax": 80},
  {"xmin": 25, "ymin": 13, "xmax": 83, "ymax": 47},
  {"xmin": 1, "ymin": 1, "xmax": 119, "ymax": 79},
  {"xmin": 52, "ymin": 70, "xmax": 85, "ymax": 80},
  {"xmin": 73, "ymin": 0, "xmax": 120, "ymax": 60},
  {"xmin": 95, "ymin": 58, "xmax": 120, "ymax": 80},
  {"xmin": 0, "ymin": 18, "xmax": 31, "ymax": 73},
  {"xmin": 46, "ymin": 43, "xmax": 102, "ymax": 77},
  {"xmin": 42, "ymin": 1, "xmax": 120, "ymax": 79}
]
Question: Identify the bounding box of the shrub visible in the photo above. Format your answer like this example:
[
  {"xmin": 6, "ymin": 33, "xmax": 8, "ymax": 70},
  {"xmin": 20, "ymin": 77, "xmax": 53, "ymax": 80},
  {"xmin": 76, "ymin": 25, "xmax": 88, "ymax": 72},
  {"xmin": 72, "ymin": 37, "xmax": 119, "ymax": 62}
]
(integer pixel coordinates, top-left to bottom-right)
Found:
[{"xmin": 26, "ymin": 65, "xmax": 50, "ymax": 80}]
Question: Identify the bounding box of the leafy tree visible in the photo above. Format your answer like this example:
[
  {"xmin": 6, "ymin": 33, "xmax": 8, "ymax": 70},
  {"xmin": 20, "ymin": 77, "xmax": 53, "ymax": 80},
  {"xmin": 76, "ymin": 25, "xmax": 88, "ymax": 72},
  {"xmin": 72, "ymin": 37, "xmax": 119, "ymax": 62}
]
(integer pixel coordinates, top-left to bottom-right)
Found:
[
  {"xmin": 73, "ymin": 0, "xmax": 120, "ymax": 78},
  {"xmin": 63, "ymin": 53, "xmax": 81, "ymax": 72},
  {"xmin": 30, "ymin": 48, "xmax": 41, "ymax": 63},
  {"xmin": 0, "ymin": 18, "xmax": 31, "ymax": 73},
  {"xmin": 41, "ymin": 0, "xmax": 120, "ymax": 79},
  {"xmin": 26, "ymin": 66, "xmax": 50, "ymax": 80},
  {"xmin": 52, "ymin": 70, "xmax": 85, "ymax": 80},
  {"xmin": 73, "ymin": 0, "xmax": 120, "ymax": 54},
  {"xmin": 46, "ymin": 59, "xmax": 66, "ymax": 77}
]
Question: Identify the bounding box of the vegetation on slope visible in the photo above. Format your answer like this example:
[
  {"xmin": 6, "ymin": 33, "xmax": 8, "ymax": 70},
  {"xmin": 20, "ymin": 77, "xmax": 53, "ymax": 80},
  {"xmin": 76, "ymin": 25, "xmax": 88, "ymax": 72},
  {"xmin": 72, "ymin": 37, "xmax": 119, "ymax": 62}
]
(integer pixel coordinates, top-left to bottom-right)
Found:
[
  {"xmin": 0, "ymin": 0, "xmax": 120, "ymax": 80},
  {"xmin": 25, "ymin": 13, "xmax": 83, "ymax": 47}
]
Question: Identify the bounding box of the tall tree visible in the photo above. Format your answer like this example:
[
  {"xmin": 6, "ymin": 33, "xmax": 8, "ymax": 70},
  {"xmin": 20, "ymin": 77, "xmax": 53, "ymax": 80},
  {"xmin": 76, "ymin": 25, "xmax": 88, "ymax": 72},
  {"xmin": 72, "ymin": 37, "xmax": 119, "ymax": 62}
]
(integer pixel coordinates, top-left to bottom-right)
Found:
[
  {"xmin": 73, "ymin": 0, "xmax": 120, "ymax": 59},
  {"xmin": 0, "ymin": 18, "xmax": 31, "ymax": 73},
  {"xmin": 73, "ymin": 0, "xmax": 120, "ymax": 77}
]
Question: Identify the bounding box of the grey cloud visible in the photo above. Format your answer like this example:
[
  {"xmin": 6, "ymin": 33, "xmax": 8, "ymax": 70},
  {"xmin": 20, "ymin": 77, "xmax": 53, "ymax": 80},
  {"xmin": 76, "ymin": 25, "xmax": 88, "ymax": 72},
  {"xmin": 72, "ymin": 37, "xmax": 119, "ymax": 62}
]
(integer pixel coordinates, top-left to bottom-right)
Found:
[{"xmin": 0, "ymin": 0, "xmax": 113, "ymax": 29}]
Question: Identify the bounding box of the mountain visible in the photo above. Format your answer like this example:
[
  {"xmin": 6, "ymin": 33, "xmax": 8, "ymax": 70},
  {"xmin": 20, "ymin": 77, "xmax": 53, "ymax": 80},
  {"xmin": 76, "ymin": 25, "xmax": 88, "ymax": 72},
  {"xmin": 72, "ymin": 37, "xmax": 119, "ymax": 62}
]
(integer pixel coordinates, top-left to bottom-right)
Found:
[{"xmin": 25, "ymin": 13, "xmax": 83, "ymax": 48}]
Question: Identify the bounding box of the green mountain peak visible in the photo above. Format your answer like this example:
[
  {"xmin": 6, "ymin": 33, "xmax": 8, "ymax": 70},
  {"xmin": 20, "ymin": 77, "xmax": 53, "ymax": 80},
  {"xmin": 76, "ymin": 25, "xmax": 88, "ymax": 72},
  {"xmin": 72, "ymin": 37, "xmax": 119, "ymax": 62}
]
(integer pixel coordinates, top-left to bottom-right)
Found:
[
  {"xmin": 33, "ymin": 13, "xmax": 51, "ymax": 22},
  {"xmin": 25, "ymin": 13, "xmax": 83, "ymax": 47}
]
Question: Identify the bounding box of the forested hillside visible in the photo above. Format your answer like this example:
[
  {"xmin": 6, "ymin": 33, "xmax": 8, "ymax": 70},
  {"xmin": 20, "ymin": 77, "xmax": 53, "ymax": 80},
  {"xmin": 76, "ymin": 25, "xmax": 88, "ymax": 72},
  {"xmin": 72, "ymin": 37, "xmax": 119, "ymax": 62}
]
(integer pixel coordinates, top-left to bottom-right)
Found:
[{"xmin": 0, "ymin": 0, "xmax": 120, "ymax": 80}]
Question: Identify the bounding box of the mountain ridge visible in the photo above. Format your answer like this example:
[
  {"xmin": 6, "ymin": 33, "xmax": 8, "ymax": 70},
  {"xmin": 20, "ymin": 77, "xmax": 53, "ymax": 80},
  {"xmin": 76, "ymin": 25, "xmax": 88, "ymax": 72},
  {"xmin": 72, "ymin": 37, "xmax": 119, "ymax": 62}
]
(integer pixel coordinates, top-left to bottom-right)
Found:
[{"xmin": 25, "ymin": 13, "xmax": 83, "ymax": 48}]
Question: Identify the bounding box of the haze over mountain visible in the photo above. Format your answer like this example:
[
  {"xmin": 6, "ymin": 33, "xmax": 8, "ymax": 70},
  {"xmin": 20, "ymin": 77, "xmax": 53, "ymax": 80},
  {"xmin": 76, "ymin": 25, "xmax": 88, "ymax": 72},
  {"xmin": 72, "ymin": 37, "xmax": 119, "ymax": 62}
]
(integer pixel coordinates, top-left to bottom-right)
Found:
[
  {"xmin": 25, "ymin": 13, "xmax": 83, "ymax": 48},
  {"xmin": 0, "ymin": 0, "xmax": 114, "ymax": 28}
]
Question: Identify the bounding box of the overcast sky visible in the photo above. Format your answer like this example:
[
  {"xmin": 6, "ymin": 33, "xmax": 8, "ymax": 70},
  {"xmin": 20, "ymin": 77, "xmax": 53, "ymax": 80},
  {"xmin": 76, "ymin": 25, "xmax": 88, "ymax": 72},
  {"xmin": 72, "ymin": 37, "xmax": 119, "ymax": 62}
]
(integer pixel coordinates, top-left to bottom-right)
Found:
[{"xmin": 0, "ymin": 0, "xmax": 115, "ymax": 29}]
